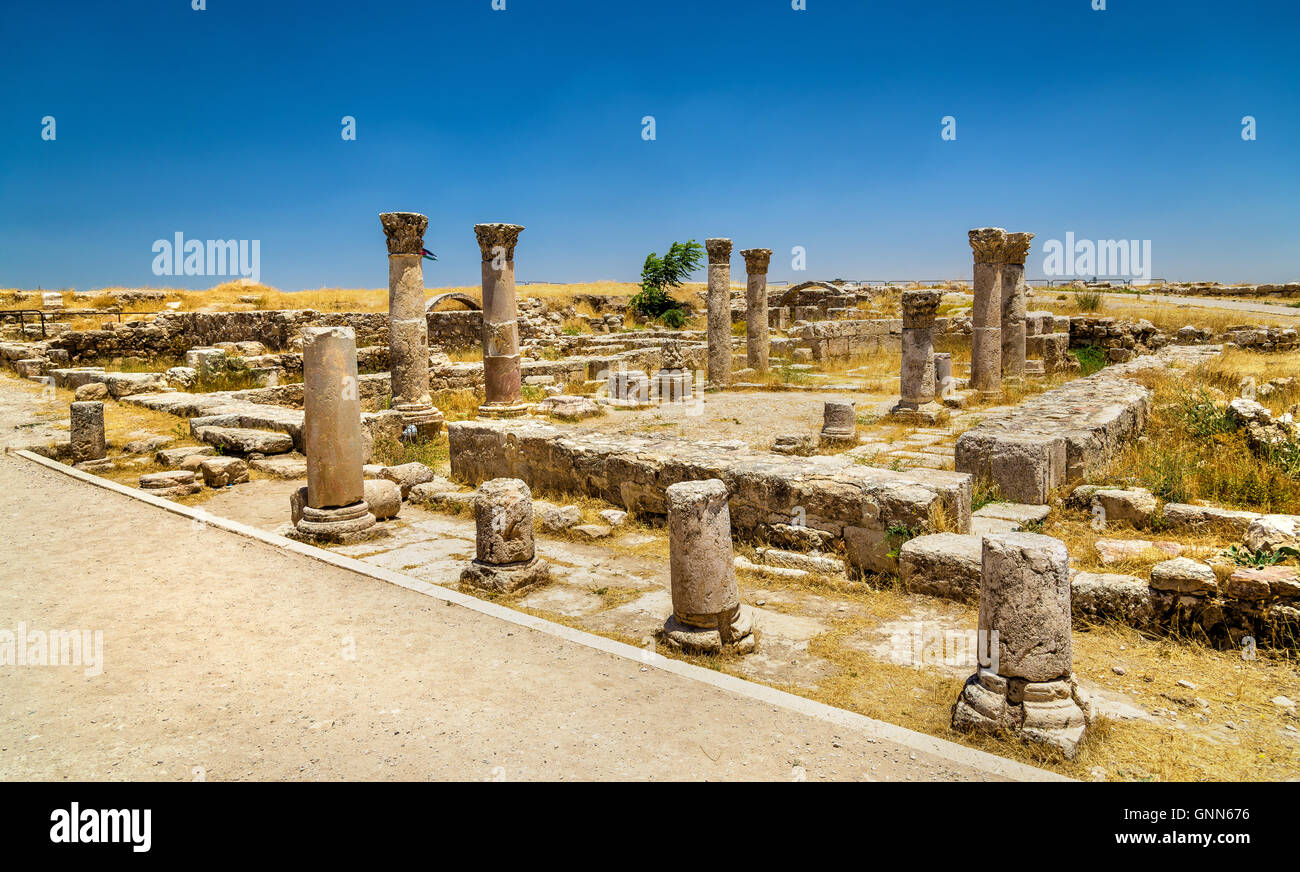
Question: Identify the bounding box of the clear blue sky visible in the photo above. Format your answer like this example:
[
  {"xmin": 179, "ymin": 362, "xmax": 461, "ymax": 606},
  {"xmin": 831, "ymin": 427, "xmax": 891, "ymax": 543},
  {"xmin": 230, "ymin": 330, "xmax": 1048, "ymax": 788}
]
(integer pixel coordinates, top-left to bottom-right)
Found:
[{"xmin": 2, "ymin": 0, "xmax": 1297, "ymax": 290}]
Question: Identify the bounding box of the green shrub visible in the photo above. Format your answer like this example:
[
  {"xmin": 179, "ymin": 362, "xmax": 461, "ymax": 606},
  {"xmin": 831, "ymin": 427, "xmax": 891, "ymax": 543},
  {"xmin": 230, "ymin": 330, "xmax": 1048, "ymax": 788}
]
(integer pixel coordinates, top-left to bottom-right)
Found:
[{"xmin": 1069, "ymin": 345, "xmax": 1108, "ymax": 376}]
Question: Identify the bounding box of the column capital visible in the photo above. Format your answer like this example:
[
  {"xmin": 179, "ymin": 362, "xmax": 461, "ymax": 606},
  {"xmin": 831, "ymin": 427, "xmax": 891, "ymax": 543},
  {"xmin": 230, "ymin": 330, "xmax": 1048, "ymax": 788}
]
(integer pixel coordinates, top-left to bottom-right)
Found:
[
  {"xmin": 968, "ymin": 227, "xmax": 1008, "ymax": 264},
  {"xmin": 901, "ymin": 288, "xmax": 943, "ymax": 327},
  {"xmin": 1003, "ymin": 232, "xmax": 1035, "ymax": 266},
  {"xmin": 705, "ymin": 238, "xmax": 732, "ymax": 263},
  {"xmin": 474, "ymin": 223, "xmax": 525, "ymax": 262},
  {"xmin": 740, "ymin": 248, "xmax": 772, "ymax": 275},
  {"xmin": 380, "ymin": 212, "xmax": 428, "ymax": 256}
]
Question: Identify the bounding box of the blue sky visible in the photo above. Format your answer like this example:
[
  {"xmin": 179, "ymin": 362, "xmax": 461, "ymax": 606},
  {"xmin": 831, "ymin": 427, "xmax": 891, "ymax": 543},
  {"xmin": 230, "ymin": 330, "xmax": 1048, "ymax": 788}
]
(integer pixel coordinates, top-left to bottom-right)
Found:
[{"xmin": 1, "ymin": 0, "xmax": 1297, "ymax": 290}]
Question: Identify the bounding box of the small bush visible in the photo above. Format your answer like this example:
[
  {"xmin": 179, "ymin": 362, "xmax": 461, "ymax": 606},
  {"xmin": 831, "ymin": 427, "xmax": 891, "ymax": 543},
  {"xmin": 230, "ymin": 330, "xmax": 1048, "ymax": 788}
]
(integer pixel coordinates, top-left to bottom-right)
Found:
[
  {"xmin": 1070, "ymin": 345, "xmax": 1108, "ymax": 376},
  {"xmin": 658, "ymin": 308, "xmax": 687, "ymax": 329},
  {"xmin": 1074, "ymin": 290, "xmax": 1104, "ymax": 311}
]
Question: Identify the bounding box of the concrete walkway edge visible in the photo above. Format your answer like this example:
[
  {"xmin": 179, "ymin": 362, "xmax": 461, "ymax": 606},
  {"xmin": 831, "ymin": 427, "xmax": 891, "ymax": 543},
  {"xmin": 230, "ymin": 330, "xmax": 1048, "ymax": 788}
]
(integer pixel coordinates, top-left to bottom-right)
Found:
[{"xmin": 12, "ymin": 448, "xmax": 1068, "ymax": 782}]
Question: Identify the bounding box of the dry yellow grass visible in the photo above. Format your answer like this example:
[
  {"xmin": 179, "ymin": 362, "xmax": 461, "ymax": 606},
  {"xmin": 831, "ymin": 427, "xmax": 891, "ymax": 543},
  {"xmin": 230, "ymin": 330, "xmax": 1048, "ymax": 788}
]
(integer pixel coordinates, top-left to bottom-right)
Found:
[{"xmin": 1029, "ymin": 290, "xmax": 1299, "ymax": 333}]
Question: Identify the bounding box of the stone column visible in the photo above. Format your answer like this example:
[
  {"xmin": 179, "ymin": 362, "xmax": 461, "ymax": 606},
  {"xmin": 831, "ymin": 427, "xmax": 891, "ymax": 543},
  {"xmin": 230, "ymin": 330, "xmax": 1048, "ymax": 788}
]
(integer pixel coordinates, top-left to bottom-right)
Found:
[
  {"xmin": 661, "ymin": 479, "xmax": 755, "ymax": 653},
  {"xmin": 705, "ymin": 238, "xmax": 733, "ymax": 389},
  {"xmin": 741, "ymin": 248, "xmax": 772, "ymax": 372},
  {"xmin": 69, "ymin": 401, "xmax": 107, "ymax": 468},
  {"xmin": 294, "ymin": 326, "xmax": 377, "ymax": 542},
  {"xmin": 475, "ymin": 223, "xmax": 528, "ymax": 418},
  {"xmin": 461, "ymin": 478, "xmax": 550, "ymax": 592},
  {"xmin": 1000, "ymin": 232, "xmax": 1034, "ymax": 381},
  {"xmin": 968, "ymin": 227, "xmax": 1007, "ymax": 398},
  {"xmin": 933, "ymin": 352, "xmax": 953, "ymax": 396},
  {"xmin": 951, "ymin": 532, "xmax": 1092, "ymax": 757},
  {"xmin": 820, "ymin": 400, "xmax": 857, "ymax": 446},
  {"xmin": 898, "ymin": 289, "xmax": 941, "ymax": 408},
  {"xmin": 380, "ymin": 211, "xmax": 444, "ymax": 438}
]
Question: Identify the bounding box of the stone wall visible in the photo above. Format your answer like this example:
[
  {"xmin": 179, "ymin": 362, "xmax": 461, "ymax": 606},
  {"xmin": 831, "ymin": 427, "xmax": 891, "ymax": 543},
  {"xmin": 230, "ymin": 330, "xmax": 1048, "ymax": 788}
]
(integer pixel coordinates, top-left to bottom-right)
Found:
[
  {"xmin": 447, "ymin": 419, "xmax": 972, "ymax": 575},
  {"xmin": 1153, "ymin": 282, "xmax": 1300, "ymax": 298}
]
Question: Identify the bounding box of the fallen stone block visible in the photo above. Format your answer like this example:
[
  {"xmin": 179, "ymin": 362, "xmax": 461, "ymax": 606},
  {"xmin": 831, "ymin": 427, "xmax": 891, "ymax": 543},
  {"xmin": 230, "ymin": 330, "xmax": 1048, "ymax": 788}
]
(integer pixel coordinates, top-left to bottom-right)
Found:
[
  {"xmin": 195, "ymin": 425, "xmax": 294, "ymax": 455},
  {"xmin": 248, "ymin": 453, "xmax": 307, "ymax": 478},
  {"xmin": 1149, "ymin": 557, "xmax": 1218, "ymax": 596},
  {"xmin": 1094, "ymin": 538, "xmax": 1183, "ymax": 565},
  {"xmin": 73, "ymin": 382, "xmax": 109, "ymax": 402},
  {"xmin": 199, "ymin": 456, "xmax": 249, "ymax": 488},
  {"xmin": 379, "ymin": 462, "xmax": 436, "ymax": 499},
  {"xmin": 1070, "ymin": 572, "xmax": 1154, "ymax": 627},
  {"xmin": 1093, "ymin": 487, "xmax": 1159, "ymax": 526},
  {"xmin": 572, "ymin": 524, "xmax": 612, "ymax": 540},
  {"xmin": 1243, "ymin": 515, "xmax": 1300, "ymax": 553},
  {"xmin": 754, "ymin": 547, "xmax": 847, "ymax": 577},
  {"xmin": 973, "ymin": 502, "xmax": 1051, "ymax": 526},
  {"xmin": 535, "ymin": 395, "xmax": 603, "ymax": 421},
  {"xmin": 536, "ymin": 502, "xmax": 582, "ymax": 532},
  {"xmin": 363, "ymin": 478, "xmax": 402, "ymax": 521},
  {"xmin": 139, "ymin": 470, "xmax": 201, "ymax": 498},
  {"xmin": 156, "ymin": 446, "xmax": 215, "ymax": 467},
  {"xmin": 1162, "ymin": 503, "xmax": 1261, "ymax": 536},
  {"xmin": 123, "ymin": 435, "xmax": 172, "ymax": 455},
  {"xmin": 898, "ymin": 533, "xmax": 982, "ymax": 601}
]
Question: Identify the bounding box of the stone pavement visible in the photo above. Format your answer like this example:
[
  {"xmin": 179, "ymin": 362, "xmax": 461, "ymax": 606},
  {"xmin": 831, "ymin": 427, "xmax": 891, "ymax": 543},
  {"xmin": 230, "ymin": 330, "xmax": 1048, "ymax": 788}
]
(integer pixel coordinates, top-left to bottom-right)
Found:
[{"xmin": 0, "ymin": 452, "xmax": 1059, "ymax": 781}]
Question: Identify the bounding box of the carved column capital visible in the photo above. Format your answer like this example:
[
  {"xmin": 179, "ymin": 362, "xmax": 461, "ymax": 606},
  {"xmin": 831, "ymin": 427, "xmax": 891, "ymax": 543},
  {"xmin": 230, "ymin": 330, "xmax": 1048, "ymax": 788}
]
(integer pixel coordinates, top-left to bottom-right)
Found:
[
  {"xmin": 705, "ymin": 238, "xmax": 733, "ymax": 263},
  {"xmin": 380, "ymin": 212, "xmax": 428, "ymax": 255},
  {"xmin": 901, "ymin": 289, "xmax": 943, "ymax": 327},
  {"xmin": 1002, "ymin": 232, "xmax": 1035, "ymax": 266},
  {"xmin": 474, "ymin": 223, "xmax": 525, "ymax": 262},
  {"xmin": 968, "ymin": 227, "xmax": 1008, "ymax": 264},
  {"xmin": 740, "ymin": 248, "xmax": 772, "ymax": 275}
]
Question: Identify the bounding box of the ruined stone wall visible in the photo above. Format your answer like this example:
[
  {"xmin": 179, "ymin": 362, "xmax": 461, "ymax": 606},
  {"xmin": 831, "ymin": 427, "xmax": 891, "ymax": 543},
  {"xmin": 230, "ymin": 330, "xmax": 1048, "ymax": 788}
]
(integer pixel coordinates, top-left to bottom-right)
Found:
[
  {"xmin": 1153, "ymin": 282, "xmax": 1300, "ymax": 298},
  {"xmin": 448, "ymin": 419, "xmax": 972, "ymax": 575}
]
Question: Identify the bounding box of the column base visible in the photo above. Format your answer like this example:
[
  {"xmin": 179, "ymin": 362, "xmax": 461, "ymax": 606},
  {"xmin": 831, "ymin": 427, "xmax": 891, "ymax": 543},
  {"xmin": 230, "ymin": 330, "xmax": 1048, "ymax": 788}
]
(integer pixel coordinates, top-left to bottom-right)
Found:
[
  {"xmin": 460, "ymin": 556, "xmax": 550, "ymax": 593},
  {"xmin": 951, "ymin": 669, "xmax": 1091, "ymax": 758},
  {"xmin": 394, "ymin": 403, "xmax": 445, "ymax": 438},
  {"xmin": 291, "ymin": 501, "xmax": 380, "ymax": 545},
  {"xmin": 477, "ymin": 402, "xmax": 531, "ymax": 419},
  {"xmin": 888, "ymin": 401, "xmax": 946, "ymax": 425},
  {"xmin": 819, "ymin": 428, "xmax": 858, "ymax": 447},
  {"xmin": 660, "ymin": 605, "xmax": 756, "ymax": 655}
]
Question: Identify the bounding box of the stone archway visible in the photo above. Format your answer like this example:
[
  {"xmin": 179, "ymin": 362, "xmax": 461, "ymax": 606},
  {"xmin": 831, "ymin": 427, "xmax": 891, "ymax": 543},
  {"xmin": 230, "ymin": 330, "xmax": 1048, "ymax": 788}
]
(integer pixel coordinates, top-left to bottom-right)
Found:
[{"xmin": 425, "ymin": 292, "xmax": 481, "ymax": 312}]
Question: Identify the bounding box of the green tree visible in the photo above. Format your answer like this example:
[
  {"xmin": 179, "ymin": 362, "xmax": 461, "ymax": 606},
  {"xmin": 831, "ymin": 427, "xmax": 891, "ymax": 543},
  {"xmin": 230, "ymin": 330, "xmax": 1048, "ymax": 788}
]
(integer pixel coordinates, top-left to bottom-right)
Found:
[{"xmin": 630, "ymin": 239, "xmax": 704, "ymax": 321}]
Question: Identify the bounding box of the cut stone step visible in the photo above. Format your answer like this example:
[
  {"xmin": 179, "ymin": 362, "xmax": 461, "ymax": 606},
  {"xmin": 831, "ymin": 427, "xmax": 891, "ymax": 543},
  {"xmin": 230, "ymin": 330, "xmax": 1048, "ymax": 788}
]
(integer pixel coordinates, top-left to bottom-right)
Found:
[{"xmin": 195, "ymin": 425, "xmax": 294, "ymax": 455}]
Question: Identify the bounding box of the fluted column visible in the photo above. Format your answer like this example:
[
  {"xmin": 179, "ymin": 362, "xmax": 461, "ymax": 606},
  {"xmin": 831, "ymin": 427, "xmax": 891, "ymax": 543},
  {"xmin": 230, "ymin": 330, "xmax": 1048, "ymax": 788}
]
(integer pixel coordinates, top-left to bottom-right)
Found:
[
  {"xmin": 475, "ymin": 223, "xmax": 528, "ymax": 418},
  {"xmin": 705, "ymin": 238, "xmax": 733, "ymax": 388},
  {"xmin": 1000, "ymin": 232, "xmax": 1034, "ymax": 381},
  {"xmin": 741, "ymin": 248, "xmax": 772, "ymax": 372},
  {"xmin": 969, "ymin": 227, "xmax": 1007, "ymax": 398},
  {"xmin": 380, "ymin": 212, "xmax": 444, "ymax": 437}
]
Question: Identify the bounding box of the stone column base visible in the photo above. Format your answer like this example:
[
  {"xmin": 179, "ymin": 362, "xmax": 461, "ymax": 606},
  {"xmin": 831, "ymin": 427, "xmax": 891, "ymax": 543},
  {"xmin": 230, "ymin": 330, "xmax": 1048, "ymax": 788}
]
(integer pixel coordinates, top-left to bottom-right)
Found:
[
  {"xmin": 951, "ymin": 669, "xmax": 1091, "ymax": 758},
  {"xmin": 888, "ymin": 401, "xmax": 946, "ymax": 425},
  {"xmin": 394, "ymin": 403, "xmax": 445, "ymax": 438},
  {"xmin": 653, "ymin": 370, "xmax": 693, "ymax": 403},
  {"xmin": 819, "ymin": 428, "xmax": 857, "ymax": 448},
  {"xmin": 660, "ymin": 604, "xmax": 756, "ymax": 655},
  {"xmin": 477, "ymin": 402, "xmax": 531, "ymax": 419},
  {"xmin": 292, "ymin": 501, "xmax": 380, "ymax": 544},
  {"xmin": 460, "ymin": 556, "xmax": 550, "ymax": 593}
]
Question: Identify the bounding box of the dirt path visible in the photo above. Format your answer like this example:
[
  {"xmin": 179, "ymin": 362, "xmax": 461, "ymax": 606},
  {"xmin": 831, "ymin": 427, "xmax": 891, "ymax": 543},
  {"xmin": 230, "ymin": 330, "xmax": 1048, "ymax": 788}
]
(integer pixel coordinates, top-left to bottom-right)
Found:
[{"xmin": 0, "ymin": 453, "xmax": 1051, "ymax": 781}]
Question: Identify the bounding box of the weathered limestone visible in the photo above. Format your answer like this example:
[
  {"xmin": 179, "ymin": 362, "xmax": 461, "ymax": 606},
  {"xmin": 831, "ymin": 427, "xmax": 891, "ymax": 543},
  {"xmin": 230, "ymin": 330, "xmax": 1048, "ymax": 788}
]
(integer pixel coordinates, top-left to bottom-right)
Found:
[
  {"xmin": 705, "ymin": 238, "xmax": 733, "ymax": 388},
  {"xmin": 898, "ymin": 532, "xmax": 982, "ymax": 601},
  {"xmin": 460, "ymin": 478, "xmax": 550, "ymax": 592},
  {"xmin": 139, "ymin": 470, "xmax": 201, "ymax": 498},
  {"xmin": 69, "ymin": 401, "xmax": 106, "ymax": 465},
  {"xmin": 381, "ymin": 212, "xmax": 444, "ymax": 438},
  {"xmin": 654, "ymin": 337, "xmax": 693, "ymax": 403},
  {"xmin": 661, "ymin": 479, "xmax": 755, "ymax": 653},
  {"xmin": 933, "ymin": 352, "xmax": 953, "ymax": 395},
  {"xmin": 363, "ymin": 478, "xmax": 402, "ymax": 521},
  {"xmin": 891, "ymin": 289, "xmax": 944, "ymax": 422},
  {"xmin": 1000, "ymin": 232, "xmax": 1033, "ymax": 380},
  {"xmin": 741, "ymin": 248, "xmax": 772, "ymax": 372},
  {"xmin": 968, "ymin": 227, "xmax": 1006, "ymax": 398},
  {"xmin": 475, "ymin": 223, "xmax": 528, "ymax": 417},
  {"xmin": 819, "ymin": 400, "xmax": 857, "ymax": 446},
  {"xmin": 294, "ymin": 326, "xmax": 376, "ymax": 542},
  {"xmin": 952, "ymin": 533, "xmax": 1091, "ymax": 757},
  {"xmin": 448, "ymin": 419, "xmax": 972, "ymax": 576},
  {"xmin": 199, "ymin": 456, "xmax": 248, "ymax": 488}
]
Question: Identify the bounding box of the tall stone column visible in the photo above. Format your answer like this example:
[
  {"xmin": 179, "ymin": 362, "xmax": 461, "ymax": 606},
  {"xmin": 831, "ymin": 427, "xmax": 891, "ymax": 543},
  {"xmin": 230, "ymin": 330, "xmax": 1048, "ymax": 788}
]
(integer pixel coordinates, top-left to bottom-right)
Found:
[
  {"xmin": 999, "ymin": 232, "xmax": 1034, "ymax": 381},
  {"xmin": 380, "ymin": 212, "xmax": 444, "ymax": 438},
  {"xmin": 705, "ymin": 238, "xmax": 733, "ymax": 389},
  {"xmin": 461, "ymin": 478, "xmax": 550, "ymax": 592},
  {"xmin": 294, "ymin": 326, "xmax": 377, "ymax": 543},
  {"xmin": 898, "ymin": 289, "xmax": 941, "ymax": 408},
  {"xmin": 475, "ymin": 223, "xmax": 529, "ymax": 418},
  {"xmin": 741, "ymin": 248, "xmax": 772, "ymax": 372},
  {"xmin": 968, "ymin": 227, "xmax": 1007, "ymax": 398},
  {"xmin": 951, "ymin": 532, "xmax": 1092, "ymax": 757},
  {"xmin": 661, "ymin": 479, "xmax": 755, "ymax": 653}
]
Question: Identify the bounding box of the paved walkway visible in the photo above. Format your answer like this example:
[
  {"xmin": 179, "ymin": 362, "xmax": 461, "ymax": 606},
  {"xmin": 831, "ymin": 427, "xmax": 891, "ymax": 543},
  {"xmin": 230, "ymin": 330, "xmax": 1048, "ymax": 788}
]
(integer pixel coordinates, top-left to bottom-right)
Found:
[
  {"xmin": 0, "ymin": 452, "xmax": 1056, "ymax": 781},
  {"xmin": 1105, "ymin": 291, "xmax": 1300, "ymax": 318}
]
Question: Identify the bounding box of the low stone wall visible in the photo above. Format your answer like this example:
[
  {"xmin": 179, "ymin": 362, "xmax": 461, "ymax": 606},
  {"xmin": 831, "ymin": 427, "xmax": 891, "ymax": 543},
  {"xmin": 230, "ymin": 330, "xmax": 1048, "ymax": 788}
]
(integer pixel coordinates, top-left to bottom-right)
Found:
[
  {"xmin": 44, "ymin": 309, "xmax": 484, "ymax": 362},
  {"xmin": 1224, "ymin": 325, "xmax": 1299, "ymax": 352},
  {"xmin": 1153, "ymin": 282, "xmax": 1300, "ymax": 298},
  {"xmin": 787, "ymin": 318, "xmax": 906, "ymax": 360},
  {"xmin": 954, "ymin": 348, "xmax": 1221, "ymax": 503},
  {"xmin": 447, "ymin": 419, "xmax": 973, "ymax": 575}
]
